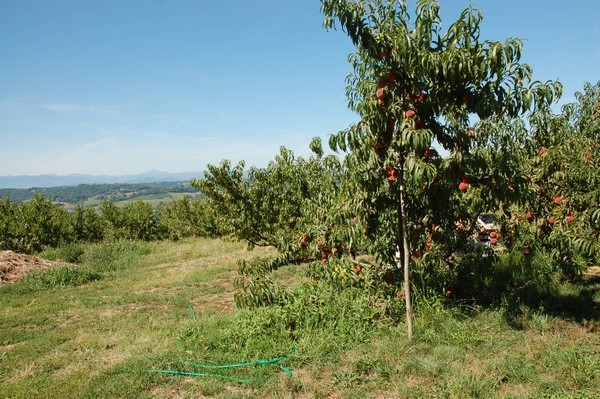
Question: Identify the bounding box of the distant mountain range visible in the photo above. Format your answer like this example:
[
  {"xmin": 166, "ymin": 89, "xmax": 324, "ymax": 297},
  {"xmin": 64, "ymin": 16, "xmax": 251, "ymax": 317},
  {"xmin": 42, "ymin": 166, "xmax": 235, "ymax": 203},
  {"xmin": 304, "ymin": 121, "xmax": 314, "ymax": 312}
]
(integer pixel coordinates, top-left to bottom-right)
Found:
[{"xmin": 0, "ymin": 171, "xmax": 204, "ymax": 189}]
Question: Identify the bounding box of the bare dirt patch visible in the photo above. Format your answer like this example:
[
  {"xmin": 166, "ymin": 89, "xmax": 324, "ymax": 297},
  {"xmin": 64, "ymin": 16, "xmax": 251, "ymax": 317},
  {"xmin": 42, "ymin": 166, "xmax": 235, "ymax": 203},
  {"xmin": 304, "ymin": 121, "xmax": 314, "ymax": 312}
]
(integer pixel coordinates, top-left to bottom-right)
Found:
[{"xmin": 0, "ymin": 250, "xmax": 59, "ymax": 284}]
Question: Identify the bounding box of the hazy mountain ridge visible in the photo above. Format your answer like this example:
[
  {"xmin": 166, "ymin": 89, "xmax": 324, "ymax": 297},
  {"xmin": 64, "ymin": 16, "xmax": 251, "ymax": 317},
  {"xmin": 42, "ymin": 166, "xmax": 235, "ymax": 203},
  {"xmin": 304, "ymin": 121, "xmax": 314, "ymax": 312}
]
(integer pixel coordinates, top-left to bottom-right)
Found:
[{"xmin": 0, "ymin": 171, "xmax": 203, "ymax": 189}]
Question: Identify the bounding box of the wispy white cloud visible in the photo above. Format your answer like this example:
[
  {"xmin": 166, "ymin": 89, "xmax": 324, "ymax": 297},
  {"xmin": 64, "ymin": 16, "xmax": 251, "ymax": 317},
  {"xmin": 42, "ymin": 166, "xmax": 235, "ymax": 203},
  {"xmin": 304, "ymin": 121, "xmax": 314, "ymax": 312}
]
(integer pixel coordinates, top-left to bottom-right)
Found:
[{"xmin": 41, "ymin": 103, "xmax": 86, "ymax": 112}]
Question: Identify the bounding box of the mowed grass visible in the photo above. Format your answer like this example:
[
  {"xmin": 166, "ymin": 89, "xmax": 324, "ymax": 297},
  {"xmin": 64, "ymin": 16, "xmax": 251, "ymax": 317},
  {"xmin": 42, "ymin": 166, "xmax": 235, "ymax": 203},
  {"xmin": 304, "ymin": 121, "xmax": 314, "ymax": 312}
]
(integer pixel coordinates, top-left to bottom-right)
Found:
[
  {"xmin": 0, "ymin": 238, "xmax": 275, "ymax": 398},
  {"xmin": 1, "ymin": 238, "xmax": 598, "ymax": 398}
]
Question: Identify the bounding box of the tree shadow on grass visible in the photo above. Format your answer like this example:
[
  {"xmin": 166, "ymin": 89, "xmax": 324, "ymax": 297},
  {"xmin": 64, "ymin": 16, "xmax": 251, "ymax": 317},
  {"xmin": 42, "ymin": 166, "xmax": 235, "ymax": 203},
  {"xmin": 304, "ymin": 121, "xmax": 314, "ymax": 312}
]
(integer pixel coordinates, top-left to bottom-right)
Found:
[{"xmin": 502, "ymin": 274, "xmax": 599, "ymax": 330}]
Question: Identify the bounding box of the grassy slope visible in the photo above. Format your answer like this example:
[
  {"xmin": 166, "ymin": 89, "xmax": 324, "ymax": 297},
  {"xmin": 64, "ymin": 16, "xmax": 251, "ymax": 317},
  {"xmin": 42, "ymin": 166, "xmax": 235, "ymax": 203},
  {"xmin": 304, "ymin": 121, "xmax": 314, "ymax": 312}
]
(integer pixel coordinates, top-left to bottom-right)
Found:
[{"xmin": 0, "ymin": 238, "xmax": 598, "ymax": 398}]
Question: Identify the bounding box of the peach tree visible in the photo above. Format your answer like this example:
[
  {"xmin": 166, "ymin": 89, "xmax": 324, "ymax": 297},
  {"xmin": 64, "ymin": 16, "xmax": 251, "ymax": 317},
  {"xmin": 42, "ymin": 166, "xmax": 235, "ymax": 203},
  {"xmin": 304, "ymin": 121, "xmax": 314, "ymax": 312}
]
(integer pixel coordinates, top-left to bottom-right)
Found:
[
  {"xmin": 320, "ymin": 0, "xmax": 561, "ymax": 338},
  {"xmin": 191, "ymin": 142, "xmax": 347, "ymax": 255},
  {"xmin": 501, "ymin": 82, "xmax": 599, "ymax": 278},
  {"xmin": 191, "ymin": 142, "xmax": 358, "ymax": 307}
]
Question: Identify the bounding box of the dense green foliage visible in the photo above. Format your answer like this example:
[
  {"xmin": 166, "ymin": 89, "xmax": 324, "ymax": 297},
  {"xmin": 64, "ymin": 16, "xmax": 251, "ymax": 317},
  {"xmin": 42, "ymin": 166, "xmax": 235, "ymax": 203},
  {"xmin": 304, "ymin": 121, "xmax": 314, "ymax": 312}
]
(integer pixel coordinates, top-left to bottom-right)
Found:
[
  {"xmin": 191, "ymin": 143, "xmax": 349, "ymax": 255},
  {"xmin": 513, "ymin": 82, "xmax": 600, "ymax": 276},
  {"xmin": 320, "ymin": 0, "xmax": 563, "ymax": 337},
  {"xmin": 0, "ymin": 194, "xmax": 72, "ymax": 253},
  {"xmin": 0, "ymin": 194, "xmax": 219, "ymax": 253}
]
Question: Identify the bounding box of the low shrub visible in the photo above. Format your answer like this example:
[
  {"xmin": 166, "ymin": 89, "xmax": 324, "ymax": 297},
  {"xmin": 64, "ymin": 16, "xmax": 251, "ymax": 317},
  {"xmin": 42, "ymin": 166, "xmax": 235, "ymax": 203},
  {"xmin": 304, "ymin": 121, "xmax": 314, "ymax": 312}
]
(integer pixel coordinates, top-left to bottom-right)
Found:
[
  {"xmin": 81, "ymin": 240, "xmax": 152, "ymax": 273},
  {"xmin": 19, "ymin": 264, "xmax": 101, "ymax": 290},
  {"xmin": 39, "ymin": 243, "xmax": 85, "ymax": 264},
  {"xmin": 179, "ymin": 281, "xmax": 396, "ymax": 372}
]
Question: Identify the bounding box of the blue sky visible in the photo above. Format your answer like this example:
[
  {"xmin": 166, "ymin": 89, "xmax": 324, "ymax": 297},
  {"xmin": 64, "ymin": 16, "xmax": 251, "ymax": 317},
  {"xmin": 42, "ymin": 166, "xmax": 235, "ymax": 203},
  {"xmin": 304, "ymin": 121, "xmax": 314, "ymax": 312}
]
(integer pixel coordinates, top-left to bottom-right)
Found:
[{"xmin": 1, "ymin": 0, "xmax": 598, "ymax": 176}]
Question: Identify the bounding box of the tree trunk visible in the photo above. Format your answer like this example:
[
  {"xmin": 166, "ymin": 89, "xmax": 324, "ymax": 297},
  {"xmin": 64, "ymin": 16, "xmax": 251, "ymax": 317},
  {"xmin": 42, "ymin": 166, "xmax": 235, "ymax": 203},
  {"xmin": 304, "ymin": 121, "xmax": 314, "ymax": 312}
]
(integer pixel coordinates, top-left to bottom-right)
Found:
[{"xmin": 398, "ymin": 165, "xmax": 414, "ymax": 340}]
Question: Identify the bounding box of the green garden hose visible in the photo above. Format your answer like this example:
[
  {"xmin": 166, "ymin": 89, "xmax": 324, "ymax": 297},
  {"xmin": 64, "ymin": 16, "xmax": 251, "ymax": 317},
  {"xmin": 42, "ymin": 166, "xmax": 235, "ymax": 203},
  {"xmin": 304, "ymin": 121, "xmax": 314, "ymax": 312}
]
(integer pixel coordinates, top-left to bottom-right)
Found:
[
  {"xmin": 148, "ymin": 304, "xmax": 294, "ymax": 383},
  {"xmin": 148, "ymin": 349, "xmax": 294, "ymax": 383}
]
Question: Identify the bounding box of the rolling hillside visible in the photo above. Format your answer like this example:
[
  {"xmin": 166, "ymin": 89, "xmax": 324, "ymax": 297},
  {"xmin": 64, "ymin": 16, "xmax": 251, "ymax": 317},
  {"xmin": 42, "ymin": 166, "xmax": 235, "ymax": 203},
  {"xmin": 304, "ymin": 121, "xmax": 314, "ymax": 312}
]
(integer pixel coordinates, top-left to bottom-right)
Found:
[{"xmin": 0, "ymin": 181, "xmax": 202, "ymax": 208}]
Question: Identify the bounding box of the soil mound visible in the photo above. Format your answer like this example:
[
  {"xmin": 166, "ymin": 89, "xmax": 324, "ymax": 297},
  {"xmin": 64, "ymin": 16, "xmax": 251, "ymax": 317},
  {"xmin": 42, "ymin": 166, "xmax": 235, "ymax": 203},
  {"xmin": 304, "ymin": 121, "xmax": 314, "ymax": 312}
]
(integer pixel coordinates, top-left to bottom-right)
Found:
[{"xmin": 0, "ymin": 251, "xmax": 57, "ymax": 283}]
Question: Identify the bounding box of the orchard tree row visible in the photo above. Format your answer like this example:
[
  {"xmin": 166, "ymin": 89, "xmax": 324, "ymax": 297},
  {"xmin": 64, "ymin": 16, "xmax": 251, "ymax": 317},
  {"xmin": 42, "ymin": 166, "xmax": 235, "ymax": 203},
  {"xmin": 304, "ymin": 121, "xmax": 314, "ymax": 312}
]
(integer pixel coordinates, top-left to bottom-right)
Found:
[
  {"xmin": 192, "ymin": 0, "xmax": 599, "ymax": 339},
  {"xmin": 0, "ymin": 194, "xmax": 220, "ymax": 254}
]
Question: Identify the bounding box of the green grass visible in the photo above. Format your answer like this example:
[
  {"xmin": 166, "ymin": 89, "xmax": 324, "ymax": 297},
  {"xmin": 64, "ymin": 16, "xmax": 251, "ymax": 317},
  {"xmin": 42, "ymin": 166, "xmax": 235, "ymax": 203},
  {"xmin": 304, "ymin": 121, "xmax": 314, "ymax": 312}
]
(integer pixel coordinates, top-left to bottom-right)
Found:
[{"xmin": 0, "ymin": 238, "xmax": 598, "ymax": 398}]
